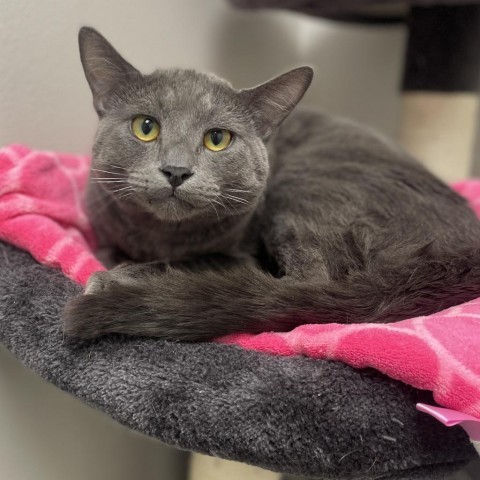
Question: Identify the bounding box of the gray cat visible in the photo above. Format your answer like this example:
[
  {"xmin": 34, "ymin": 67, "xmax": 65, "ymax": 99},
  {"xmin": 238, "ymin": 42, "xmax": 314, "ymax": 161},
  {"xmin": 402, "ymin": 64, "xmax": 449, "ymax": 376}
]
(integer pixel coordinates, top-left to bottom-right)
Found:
[{"xmin": 64, "ymin": 27, "xmax": 480, "ymax": 341}]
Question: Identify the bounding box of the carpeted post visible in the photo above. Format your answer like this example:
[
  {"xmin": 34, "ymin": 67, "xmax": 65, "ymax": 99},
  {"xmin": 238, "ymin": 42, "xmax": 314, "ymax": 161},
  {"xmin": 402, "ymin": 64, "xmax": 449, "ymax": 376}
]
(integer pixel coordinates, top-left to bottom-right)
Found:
[{"xmin": 399, "ymin": 5, "xmax": 480, "ymax": 182}]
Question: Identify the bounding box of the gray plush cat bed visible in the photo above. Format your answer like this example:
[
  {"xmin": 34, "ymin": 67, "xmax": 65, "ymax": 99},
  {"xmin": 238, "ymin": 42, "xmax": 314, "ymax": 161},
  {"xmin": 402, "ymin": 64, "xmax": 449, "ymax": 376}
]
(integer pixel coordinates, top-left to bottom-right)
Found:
[
  {"xmin": 0, "ymin": 241, "xmax": 476, "ymax": 479},
  {"xmin": 229, "ymin": 0, "xmax": 478, "ymax": 19}
]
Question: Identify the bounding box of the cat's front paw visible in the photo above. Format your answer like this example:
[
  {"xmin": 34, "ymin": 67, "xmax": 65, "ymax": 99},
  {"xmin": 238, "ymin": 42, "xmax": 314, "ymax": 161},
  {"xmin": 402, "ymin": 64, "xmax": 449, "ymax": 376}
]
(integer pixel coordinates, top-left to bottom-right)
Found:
[
  {"xmin": 63, "ymin": 293, "xmax": 109, "ymax": 339},
  {"xmin": 84, "ymin": 261, "xmax": 150, "ymax": 295},
  {"xmin": 84, "ymin": 270, "xmax": 113, "ymax": 295}
]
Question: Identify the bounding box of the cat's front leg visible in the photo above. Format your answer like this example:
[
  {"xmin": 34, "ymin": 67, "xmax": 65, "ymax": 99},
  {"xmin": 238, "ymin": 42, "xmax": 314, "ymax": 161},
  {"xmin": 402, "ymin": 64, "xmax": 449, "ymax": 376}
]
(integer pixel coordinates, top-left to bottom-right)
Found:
[
  {"xmin": 85, "ymin": 252, "xmax": 252, "ymax": 296},
  {"xmin": 85, "ymin": 261, "xmax": 167, "ymax": 295},
  {"xmin": 63, "ymin": 255, "xmax": 263, "ymax": 341}
]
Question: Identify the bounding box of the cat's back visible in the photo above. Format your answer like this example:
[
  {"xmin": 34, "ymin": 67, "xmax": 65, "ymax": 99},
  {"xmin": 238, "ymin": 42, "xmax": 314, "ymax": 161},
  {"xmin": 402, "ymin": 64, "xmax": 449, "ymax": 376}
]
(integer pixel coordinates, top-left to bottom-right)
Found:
[
  {"xmin": 260, "ymin": 109, "xmax": 480, "ymax": 277},
  {"xmin": 268, "ymin": 108, "xmax": 470, "ymax": 215},
  {"xmin": 271, "ymin": 108, "xmax": 423, "ymax": 173}
]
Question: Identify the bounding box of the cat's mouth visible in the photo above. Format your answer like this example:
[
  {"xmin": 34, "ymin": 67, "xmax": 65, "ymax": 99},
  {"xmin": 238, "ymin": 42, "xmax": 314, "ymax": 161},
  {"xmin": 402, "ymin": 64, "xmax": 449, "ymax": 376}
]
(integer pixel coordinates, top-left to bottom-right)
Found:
[
  {"xmin": 126, "ymin": 185, "xmax": 220, "ymax": 221},
  {"xmin": 141, "ymin": 188, "xmax": 210, "ymax": 218},
  {"xmin": 147, "ymin": 191, "xmax": 193, "ymax": 207}
]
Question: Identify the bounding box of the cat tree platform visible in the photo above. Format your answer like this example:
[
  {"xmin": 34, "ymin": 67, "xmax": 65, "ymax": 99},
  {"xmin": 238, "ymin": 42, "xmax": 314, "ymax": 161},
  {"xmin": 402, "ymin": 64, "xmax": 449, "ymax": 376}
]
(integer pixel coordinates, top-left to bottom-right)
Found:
[{"xmin": 0, "ymin": 240, "xmax": 476, "ymax": 479}]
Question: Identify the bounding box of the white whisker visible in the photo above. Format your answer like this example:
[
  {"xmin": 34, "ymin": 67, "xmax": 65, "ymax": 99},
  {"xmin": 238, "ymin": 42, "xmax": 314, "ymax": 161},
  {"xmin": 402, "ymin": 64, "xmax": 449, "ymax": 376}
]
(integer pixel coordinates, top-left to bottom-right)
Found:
[
  {"xmin": 112, "ymin": 186, "xmax": 134, "ymax": 194},
  {"xmin": 222, "ymin": 193, "xmax": 249, "ymax": 205},
  {"xmin": 224, "ymin": 188, "xmax": 251, "ymax": 194},
  {"xmin": 216, "ymin": 196, "xmax": 240, "ymax": 214},
  {"xmin": 91, "ymin": 168, "xmax": 125, "ymax": 176},
  {"xmin": 207, "ymin": 199, "xmax": 220, "ymax": 221},
  {"xmin": 108, "ymin": 164, "xmax": 128, "ymax": 171},
  {"xmin": 91, "ymin": 177, "xmax": 126, "ymax": 182}
]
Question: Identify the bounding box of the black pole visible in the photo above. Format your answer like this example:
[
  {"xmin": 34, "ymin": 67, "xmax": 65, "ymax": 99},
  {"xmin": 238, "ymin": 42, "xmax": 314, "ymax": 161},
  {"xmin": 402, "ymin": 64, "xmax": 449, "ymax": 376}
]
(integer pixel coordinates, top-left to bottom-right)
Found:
[{"xmin": 403, "ymin": 5, "xmax": 480, "ymax": 93}]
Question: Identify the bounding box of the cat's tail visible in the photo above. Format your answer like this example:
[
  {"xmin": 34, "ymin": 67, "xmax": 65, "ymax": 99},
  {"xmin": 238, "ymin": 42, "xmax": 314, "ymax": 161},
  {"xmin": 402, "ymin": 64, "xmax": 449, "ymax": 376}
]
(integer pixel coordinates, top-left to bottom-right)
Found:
[{"xmin": 63, "ymin": 248, "xmax": 480, "ymax": 341}]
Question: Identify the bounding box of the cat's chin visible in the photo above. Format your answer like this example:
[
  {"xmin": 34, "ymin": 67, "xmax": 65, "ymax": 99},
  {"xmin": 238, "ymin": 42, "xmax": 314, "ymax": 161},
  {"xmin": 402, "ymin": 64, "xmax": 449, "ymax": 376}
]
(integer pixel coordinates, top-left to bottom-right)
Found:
[
  {"xmin": 145, "ymin": 196, "xmax": 194, "ymax": 221},
  {"xmin": 131, "ymin": 193, "xmax": 209, "ymax": 222}
]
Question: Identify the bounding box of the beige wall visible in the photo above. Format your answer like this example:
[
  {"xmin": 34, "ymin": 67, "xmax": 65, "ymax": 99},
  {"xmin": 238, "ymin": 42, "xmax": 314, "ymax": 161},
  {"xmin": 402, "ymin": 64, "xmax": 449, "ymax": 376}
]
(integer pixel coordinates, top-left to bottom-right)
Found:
[{"xmin": 0, "ymin": 0, "xmax": 405, "ymax": 155}]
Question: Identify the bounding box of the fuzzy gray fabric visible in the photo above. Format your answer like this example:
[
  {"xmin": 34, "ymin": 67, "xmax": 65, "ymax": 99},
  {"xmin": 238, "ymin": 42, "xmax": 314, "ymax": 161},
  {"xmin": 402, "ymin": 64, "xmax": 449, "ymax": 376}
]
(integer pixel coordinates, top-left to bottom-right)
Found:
[
  {"xmin": 0, "ymin": 241, "xmax": 476, "ymax": 478},
  {"xmin": 229, "ymin": 0, "xmax": 479, "ymax": 18}
]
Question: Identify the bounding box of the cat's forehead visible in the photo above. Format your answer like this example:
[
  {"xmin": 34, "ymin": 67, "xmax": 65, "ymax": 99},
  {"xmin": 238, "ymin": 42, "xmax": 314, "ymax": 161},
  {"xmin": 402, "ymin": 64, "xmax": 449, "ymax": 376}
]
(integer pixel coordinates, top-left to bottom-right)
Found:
[
  {"xmin": 148, "ymin": 69, "xmax": 237, "ymax": 109},
  {"xmin": 114, "ymin": 69, "xmax": 250, "ymax": 129},
  {"xmin": 156, "ymin": 69, "xmax": 232, "ymax": 91}
]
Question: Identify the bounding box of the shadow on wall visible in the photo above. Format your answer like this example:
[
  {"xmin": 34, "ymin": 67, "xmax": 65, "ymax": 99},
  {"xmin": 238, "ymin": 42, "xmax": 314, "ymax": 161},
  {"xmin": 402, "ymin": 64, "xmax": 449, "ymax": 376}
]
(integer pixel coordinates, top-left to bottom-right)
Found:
[
  {"xmin": 209, "ymin": 10, "xmax": 300, "ymax": 87},
  {"xmin": 211, "ymin": 9, "xmax": 406, "ymax": 139}
]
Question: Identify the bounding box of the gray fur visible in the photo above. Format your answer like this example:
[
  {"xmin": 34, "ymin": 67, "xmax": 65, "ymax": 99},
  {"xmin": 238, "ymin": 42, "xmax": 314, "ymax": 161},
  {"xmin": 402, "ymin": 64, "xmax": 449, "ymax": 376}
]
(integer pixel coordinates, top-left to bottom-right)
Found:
[
  {"xmin": 0, "ymin": 241, "xmax": 475, "ymax": 479},
  {"xmin": 64, "ymin": 27, "xmax": 480, "ymax": 341}
]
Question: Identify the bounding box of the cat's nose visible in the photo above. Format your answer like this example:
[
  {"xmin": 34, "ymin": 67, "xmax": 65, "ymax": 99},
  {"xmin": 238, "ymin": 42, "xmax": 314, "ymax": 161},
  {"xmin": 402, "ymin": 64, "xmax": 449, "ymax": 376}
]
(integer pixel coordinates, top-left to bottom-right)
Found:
[{"xmin": 160, "ymin": 166, "xmax": 193, "ymax": 188}]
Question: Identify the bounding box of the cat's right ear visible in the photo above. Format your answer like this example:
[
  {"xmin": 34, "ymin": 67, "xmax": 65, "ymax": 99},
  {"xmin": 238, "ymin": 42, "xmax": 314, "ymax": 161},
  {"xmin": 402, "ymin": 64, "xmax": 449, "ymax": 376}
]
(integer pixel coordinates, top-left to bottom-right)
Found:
[
  {"xmin": 79, "ymin": 27, "xmax": 140, "ymax": 115},
  {"xmin": 241, "ymin": 67, "xmax": 313, "ymax": 140}
]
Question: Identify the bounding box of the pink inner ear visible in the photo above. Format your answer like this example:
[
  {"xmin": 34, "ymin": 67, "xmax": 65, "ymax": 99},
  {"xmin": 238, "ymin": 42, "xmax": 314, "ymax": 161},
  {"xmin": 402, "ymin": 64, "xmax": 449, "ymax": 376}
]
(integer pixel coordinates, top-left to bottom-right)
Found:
[{"xmin": 417, "ymin": 403, "xmax": 480, "ymax": 441}]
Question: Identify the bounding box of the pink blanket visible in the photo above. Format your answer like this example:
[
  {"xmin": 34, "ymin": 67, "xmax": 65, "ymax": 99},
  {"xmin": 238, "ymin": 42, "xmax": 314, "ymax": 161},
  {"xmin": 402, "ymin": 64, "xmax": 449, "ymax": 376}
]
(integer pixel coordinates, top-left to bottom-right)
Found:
[
  {"xmin": 1, "ymin": 144, "xmax": 479, "ymax": 425},
  {"xmin": 0, "ymin": 145, "xmax": 105, "ymax": 285}
]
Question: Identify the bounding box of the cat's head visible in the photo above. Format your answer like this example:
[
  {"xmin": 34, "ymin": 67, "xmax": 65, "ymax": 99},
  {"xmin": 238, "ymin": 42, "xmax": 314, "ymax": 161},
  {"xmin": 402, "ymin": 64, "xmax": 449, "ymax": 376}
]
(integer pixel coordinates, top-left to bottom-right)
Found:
[{"xmin": 79, "ymin": 27, "xmax": 313, "ymax": 222}]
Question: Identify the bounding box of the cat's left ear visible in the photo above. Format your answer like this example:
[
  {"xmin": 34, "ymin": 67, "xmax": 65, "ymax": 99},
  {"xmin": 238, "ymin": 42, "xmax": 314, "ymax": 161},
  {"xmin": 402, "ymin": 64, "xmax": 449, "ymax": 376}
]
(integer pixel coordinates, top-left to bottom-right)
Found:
[
  {"xmin": 79, "ymin": 27, "xmax": 141, "ymax": 115},
  {"xmin": 241, "ymin": 67, "xmax": 313, "ymax": 139}
]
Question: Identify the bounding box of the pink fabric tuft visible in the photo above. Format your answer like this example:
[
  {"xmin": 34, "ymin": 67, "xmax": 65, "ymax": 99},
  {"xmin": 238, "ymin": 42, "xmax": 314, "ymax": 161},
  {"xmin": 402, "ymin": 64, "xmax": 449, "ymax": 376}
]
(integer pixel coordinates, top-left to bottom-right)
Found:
[
  {"xmin": 1, "ymin": 145, "xmax": 479, "ymax": 420},
  {"xmin": 220, "ymin": 307, "xmax": 480, "ymax": 417},
  {"xmin": 0, "ymin": 145, "xmax": 105, "ymax": 285}
]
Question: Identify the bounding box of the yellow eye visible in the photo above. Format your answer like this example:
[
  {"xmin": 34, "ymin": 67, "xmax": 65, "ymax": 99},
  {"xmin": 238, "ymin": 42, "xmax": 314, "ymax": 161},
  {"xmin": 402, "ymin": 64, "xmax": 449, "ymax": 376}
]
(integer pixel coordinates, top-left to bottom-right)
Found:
[
  {"xmin": 203, "ymin": 129, "xmax": 232, "ymax": 152},
  {"xmin": 131, "ymin": 115, "xmax": 160, "ymax": 142}
]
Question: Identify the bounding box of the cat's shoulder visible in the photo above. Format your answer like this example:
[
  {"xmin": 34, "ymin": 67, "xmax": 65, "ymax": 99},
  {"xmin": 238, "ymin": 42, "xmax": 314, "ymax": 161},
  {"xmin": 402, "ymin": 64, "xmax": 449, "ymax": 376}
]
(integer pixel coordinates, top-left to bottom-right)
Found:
[{"xmin": 276, "ymin": 108, "xmax": 402, "ymax": 156}]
